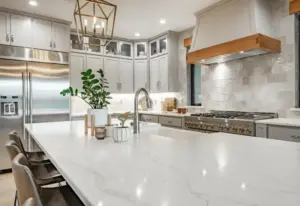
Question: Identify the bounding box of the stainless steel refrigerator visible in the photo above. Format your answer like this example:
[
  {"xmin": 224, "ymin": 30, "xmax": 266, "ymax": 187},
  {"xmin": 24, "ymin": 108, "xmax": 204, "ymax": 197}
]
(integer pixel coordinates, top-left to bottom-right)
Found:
[{"xmin": 0, "ymin": 45, "xmax": 70, "ymax": 171}]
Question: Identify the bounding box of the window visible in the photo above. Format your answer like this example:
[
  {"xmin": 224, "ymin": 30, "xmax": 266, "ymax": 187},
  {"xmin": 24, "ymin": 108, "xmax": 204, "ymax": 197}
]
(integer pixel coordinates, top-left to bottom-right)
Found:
[{"xmin": 190, "ymin": 64, "xmax": 202, "ymax": 106}]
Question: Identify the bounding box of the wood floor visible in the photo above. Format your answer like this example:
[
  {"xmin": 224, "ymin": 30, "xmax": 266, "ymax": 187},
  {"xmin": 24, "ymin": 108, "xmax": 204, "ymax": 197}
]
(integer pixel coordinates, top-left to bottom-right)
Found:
[{"xmin": 0, "ymin": 172, "xmax": 15, "ymax": 206}]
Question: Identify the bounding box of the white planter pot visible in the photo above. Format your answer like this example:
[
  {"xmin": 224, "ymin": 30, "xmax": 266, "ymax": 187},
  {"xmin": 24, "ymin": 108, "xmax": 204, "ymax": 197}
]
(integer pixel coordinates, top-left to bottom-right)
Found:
[
  {"xmin": 112, "ymin": 127, "xmax": 131, "ymax": 142},
  {"xmin": 87, "ymin": 108, "xmax": 108, "ymax": 127}
]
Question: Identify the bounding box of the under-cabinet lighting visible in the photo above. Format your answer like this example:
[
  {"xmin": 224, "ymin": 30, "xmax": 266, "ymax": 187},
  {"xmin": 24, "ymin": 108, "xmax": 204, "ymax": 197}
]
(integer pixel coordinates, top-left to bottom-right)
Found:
[
  {"xmin": 29, "ymin": 0, "xmax": 38, "ymax": 6},
  {"xmin": 201, "ymin": 59, "xmax": 206, "ymax": 62},
  {"xmin": 134, "ymin": 32, "xmax": 141, "ymax": 37},
  {"xmin": 240, "ymin": 51, "xmax": 245, "ymax": 54}
]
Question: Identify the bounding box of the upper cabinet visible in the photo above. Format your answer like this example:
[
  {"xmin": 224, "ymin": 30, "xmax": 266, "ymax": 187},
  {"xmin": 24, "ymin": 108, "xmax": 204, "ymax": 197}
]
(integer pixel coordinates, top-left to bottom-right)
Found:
[
  {"xmin": 119, "ymin": 41, "xmax": 133, "ymax": 59},
  {"xmin": 0, "ymin": 12, "xmax": 10, "ymax": 45},
  {"xmin": 104, "ymin": 40, "xmax": 133, "ymax": 59},
  {"xmin": 0, "ymin": 10, "xmax": 70, "ymax": 52},
  {"xmin": 150, "ymin": 35, "xmax": 168, "ymax": 58},
  {"xmin": 51, "ymin": 22, "xmax": 70, "ymax": 52},
  {"xmin": 134, "ymin": 42, "xmax": 147, "ymax": 59}
]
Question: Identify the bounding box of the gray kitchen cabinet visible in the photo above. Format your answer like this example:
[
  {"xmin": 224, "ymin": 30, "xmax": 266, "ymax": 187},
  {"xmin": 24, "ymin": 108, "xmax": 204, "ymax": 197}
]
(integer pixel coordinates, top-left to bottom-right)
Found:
[
  {"xmin": 256, "ymin": 123, "xmax": 300, "ymax": 143},
  {"xmin": 149, "ymin": 31, "xmax": 179, "ymax": 93},
  {"xmin": 10, "ymin": 14, "xmax": 32, "ymax": 48},
  {"xmin": 104, "ymin": 57, "xmax": 119, "ymax": 93},
  {"xmin": 119, "ymin": 59, "xmax": 133, "ymax": 93},
  {"xmin": 140, "ymin": 114, "xmax": 159, "ymax": 123},
  {"xmin": 70, "ymin": 53, "xmax": 86, "ymax": 92},
  {"xmin": 0, "ymin": 12, "xmax": 10, "ymax": 45},
  {"xmin": 32, "ymin": 18, "xmax": 52, "ymax": 50},
  {"xmin": 150, "ymin": 55, "xmax": 169, "ymax": 92},
  {"xmin": 134, "ymin": 59, "xmax": 148, "ymax": 91},
  {"xmin": 268, "ymin": 125, "xmax": 300, "ymax": 143},
  {"xmin": 51, "ymin": 22, "xmax": 70, "ymax": 52},
  {"xmin": 159, "ymin": 116, "xmax": 182, "ymax": 128},
  {"xmin": 86, "ymin": 55, "xmax": 103, "ymax": 76}
]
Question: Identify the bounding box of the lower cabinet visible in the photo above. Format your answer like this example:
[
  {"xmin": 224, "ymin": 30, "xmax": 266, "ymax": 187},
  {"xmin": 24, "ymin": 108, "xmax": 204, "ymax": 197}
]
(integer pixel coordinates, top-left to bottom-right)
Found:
[
  {"xmin": 256, "ymin": 124, "xmax": 300, "ymax": 143},
  {"xmin": 139, "ymin": 114, "xmax": 183, "ymax": 129}
]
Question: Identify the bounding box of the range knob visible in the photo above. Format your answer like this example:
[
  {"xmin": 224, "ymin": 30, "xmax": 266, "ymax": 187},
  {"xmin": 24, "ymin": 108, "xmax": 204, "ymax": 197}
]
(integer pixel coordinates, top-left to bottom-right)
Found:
[{"xmin": 238, "ymin": 127, "xmax": 245, "ymax": 133}]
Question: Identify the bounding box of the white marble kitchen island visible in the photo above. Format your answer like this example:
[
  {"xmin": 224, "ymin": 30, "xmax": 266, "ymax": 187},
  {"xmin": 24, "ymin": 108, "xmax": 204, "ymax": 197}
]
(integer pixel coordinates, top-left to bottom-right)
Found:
[{"xmin": 25, "ymin": 121, "xmax": 300, "ymax": 206}]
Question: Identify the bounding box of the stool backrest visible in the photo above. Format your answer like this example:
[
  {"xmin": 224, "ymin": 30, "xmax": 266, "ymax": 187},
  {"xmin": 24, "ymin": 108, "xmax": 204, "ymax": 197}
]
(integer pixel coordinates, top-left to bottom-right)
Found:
[
  {"xmin": 8, "ymin": 131, "xmax": 26, "ymax": 155},
  {"xmin": 12, "ymin": 154, "xmax": 42, "ymax": 206},
  {"xmin": 5, "ymin": 140, "xmax": 23, "ymax": 162}
]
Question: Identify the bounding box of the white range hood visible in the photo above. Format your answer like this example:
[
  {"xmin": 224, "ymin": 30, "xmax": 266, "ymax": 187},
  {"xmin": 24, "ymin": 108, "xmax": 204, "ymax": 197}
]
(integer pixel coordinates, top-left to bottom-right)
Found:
[{"xmin": 187, "ymin": 0, "xmax": 281, "ymax": 65}]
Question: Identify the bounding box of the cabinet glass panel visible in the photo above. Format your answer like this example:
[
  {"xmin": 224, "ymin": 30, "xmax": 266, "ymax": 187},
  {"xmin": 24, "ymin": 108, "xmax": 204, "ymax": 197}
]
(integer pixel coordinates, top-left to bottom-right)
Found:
[
  {"xmin": 137, "ymin": 43, "xmax": 146, "ymax": 57},
  {"xmin": 150, "ymin": 41, "xmax": 158, "ymax": 56},
  {"xmin": 105, "ymin": 41, "xmax": 118, "ymax": 55},
  {"xmin": 159, "ymin": 37, "xmax": 167, "ymax": 53},
  {"xmin": 70, "ymin": 34, "xmax": 83, "ymax": 50},
  {"xmin": 88, "ymin": 38, "xmax": 101, "ymax": 53},
  {"xmin": 120, "ymin": 42, "xmax": 131, "ymax": 57}
]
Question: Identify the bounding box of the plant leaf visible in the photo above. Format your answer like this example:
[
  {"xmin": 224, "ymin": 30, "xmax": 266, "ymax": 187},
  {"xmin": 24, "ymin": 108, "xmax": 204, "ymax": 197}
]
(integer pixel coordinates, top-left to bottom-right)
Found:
[
  {"xmin": 86, "ymin": 69, "xmax": 92, "ymax": 76},
  {"xmin": 90, "ymin": 79, "xmax": 99, "ymax": 84},
  {"xmin": 81, "ymin": 76, "xmax": 88, "ymax": 80},
  {"xmin": 89, "ymin": 74, "xmax": 95, "ymax": 79}
]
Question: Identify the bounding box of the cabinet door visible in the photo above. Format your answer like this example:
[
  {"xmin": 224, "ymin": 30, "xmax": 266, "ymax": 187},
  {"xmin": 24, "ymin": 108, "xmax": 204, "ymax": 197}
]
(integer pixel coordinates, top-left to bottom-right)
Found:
[
  {"xmin": 10, "ymin": 14, "xmax": 32, "ymax": 48},
  {"xmin": 70, "ymin": 53, "xmax": 86, "ymax": 92},
  {"xmin": 135, "ymin": 42, "xmax": 147, "ymax": 59},
  {"xmin": 86, "ymin": 55, "xmax": 103, "ymax": 77},
  {"xmin": 52, "ymin": 22, "xmax": 70, "ymax": 52},
  {"xmin": 158, "ymin": 55, "xmax": 168, "ymax": 92},
  {"xmin": 119, "ymin": 41, "xmax": 133, "ymax": 59},
  {"xmin": 119, "ymin": 59, "xmax": 133, "ymax": 93},
  {"xmin": 104, "ymin": 57, "xmax": 119, "ymax": 93},
  {"xmin": 134, "ymin": 60, "xmax": 148, "ymax": 91},
  {"xmin": 32, "ymin": 18, "xmax": 52, "ymax": 50},
  {"xmin": 0, "ymin": 12, "xmax": 10, "ymax": 45},
  {"xmin": 150, "ymin": 58, "xmax": 159, "ymax": 93}
]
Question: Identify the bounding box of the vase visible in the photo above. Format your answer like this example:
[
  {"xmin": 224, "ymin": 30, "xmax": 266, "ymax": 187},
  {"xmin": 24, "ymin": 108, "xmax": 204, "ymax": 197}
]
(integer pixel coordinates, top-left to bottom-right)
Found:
[
  {"xmin": 112, "ymin": 127, "xmax": 131, "ymax": 142},
  {"xmin": 87, "ymin": 108, "xmax": 108, "ymax": 127}
]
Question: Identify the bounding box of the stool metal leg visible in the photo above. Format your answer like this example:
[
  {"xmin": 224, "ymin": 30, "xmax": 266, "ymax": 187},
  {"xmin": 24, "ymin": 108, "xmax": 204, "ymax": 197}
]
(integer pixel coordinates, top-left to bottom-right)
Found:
[{"xmin": 14, "ymin": 191, "xmax": 17, "ymax": 206}]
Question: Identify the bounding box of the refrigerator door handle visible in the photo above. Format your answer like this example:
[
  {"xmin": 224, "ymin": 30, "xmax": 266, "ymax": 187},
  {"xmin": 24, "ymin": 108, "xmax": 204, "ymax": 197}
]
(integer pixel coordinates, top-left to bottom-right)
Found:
[
  {"xmin": 29, "ymin": 72, "xmax": 33, "ymax": 123},
  {"xmin": 22, "ymin": 72, "xmax": 25, "ymax": 130}
]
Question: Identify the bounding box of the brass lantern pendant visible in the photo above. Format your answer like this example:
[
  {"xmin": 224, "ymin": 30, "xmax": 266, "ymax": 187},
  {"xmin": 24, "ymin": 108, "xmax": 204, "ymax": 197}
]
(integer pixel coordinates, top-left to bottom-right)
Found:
[{"xmin": 74, "ymin": 0, "xmax": 117, "ymax": 46}]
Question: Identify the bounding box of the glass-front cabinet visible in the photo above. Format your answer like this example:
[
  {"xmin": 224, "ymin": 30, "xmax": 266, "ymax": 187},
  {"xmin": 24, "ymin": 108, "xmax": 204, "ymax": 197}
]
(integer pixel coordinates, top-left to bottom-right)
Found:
[
  {"xmin": 135, "ymin": 42, "xmax": 147, "ymax": 59},
  {"xmin": 150, "ymin": 35, "xmax": 168, "ymax": 58},
  {"xmin": 70, "ymin": 34, "xmax": 102, "ymax": 53},
  {"xmin": 105, "ymin": 40, "xmax": 118, "ymax": 56},
  {"xmin": 119, "ymin": 41, "xmax": 133, "ymax": 58}
]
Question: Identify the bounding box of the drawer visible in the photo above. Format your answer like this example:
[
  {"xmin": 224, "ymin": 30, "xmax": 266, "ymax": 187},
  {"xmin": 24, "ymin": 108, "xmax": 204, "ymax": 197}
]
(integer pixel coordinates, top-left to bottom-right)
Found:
[
  {"xmin": 256, "ymin": 123, "xmax": 267, "ymax": 138},
  {"xmin": 140, "ymin": 114, "xmax": 159, "ymax": 123},
  {"xmin": 268, "ymin": 125, "xmax": 300, "ymax": 143},
  {"xmin": 159, "ymin": 116, "xmax": 182, "ymax": 128}
]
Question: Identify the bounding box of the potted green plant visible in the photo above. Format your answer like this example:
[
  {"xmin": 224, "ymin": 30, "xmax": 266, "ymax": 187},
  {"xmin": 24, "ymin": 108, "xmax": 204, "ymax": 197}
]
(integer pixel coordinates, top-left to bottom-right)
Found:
[
  {"xmin": 60, "ymin": 68, "xmax": 111, "ymax": 126},
  {"xmin": 113, "ymin": 112, "xmax": 133, "ymax": 142}
]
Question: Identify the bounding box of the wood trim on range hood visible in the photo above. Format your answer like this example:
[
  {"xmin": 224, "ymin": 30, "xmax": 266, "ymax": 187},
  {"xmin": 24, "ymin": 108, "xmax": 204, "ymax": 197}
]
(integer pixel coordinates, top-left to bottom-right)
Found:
[
  {"xmin": 290, "ymin": 0, "xmax": 300, "ymax": 14},
  {"xmin": 187, "ymin": 33, "xmax": 281, "ymax": 65},
  {"xmin": 184, "ymin": 37, "xmax": 192, "ymax": 47}
]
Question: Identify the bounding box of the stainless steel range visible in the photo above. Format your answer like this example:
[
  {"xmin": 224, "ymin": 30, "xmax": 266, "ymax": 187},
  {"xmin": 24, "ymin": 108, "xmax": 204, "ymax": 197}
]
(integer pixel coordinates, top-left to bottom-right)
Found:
[{"xmin": 184, "ymin": 111, "xmax": 278, "ymax": 136}]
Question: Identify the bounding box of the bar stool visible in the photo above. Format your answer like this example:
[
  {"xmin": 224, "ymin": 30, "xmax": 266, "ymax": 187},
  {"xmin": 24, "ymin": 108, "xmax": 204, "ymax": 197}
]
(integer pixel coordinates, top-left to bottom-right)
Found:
[
  {"xmin": 8, "ymin": 131, "xmax": 50, "ymax": 164},
  {"xmin": 12, "ymin": 154, "xmax": 84, "ymax": 206}
]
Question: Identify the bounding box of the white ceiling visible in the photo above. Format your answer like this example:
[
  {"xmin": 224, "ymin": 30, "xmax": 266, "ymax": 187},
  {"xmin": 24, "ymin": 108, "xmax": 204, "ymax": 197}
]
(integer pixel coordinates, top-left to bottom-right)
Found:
[{"xmin": 0, "ymin": 0, "xmax": 221, "ymax": 39}]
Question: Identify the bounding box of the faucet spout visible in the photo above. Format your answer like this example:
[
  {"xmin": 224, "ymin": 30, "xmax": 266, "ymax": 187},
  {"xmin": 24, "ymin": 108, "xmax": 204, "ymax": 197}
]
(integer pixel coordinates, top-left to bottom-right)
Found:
[{"xmin": 133, "ymin": 88, "xmax": 152, "ymax": 134}]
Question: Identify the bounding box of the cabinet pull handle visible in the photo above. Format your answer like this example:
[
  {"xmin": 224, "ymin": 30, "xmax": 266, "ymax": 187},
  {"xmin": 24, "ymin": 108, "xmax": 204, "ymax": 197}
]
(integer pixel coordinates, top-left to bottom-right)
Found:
[
  {"xmin": 53, "ymin": 41, "xmax": 56, "ymax": 48},
  {"xmin": 6, "ymin": 34, "xmax": 9, "ymax": 42},
  {"xmin": 10, "ymin": 35, "xmax": 14, "ymax": 43},
  {"xmin": 119, "ymin": 82, "xmax": 122, "ymax": 90},
  {"xmin": 50, "ymin": 41, "xmax": 52, "ymax": 48}
]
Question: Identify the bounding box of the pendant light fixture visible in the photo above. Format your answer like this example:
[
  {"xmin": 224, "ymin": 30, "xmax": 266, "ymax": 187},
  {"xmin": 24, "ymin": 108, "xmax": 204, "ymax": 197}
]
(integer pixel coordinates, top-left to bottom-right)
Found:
[{"xmin": 74, "ymin": 0, "xmax": 117, "ymax": 46}]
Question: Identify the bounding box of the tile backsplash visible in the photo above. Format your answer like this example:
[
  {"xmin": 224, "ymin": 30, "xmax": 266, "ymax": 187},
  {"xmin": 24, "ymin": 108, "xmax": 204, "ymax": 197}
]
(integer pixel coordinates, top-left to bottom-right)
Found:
[{"xmin": 71, "ymin": 92, "xmax": 181, "ymax": 116}]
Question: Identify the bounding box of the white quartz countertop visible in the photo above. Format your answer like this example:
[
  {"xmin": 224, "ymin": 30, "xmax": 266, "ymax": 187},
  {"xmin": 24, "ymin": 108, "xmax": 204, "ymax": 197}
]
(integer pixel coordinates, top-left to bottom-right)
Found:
[
  {"xmin": 25, "ymin": 121, "xmax": 300, "ymax": 206},
  {"xmin": 256, "ymin": 118, "xmax": 300, "ymax": 127},
  {"xmin": 139, "ymin": 110, "xmax": 190, "ymax": 117}
]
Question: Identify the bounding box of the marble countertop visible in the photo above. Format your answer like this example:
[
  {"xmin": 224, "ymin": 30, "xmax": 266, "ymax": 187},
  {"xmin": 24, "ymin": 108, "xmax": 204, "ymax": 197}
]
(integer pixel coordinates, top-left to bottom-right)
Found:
[
  {"xmin": 25, "ymin": 121, "xmax": 300, "ymax": 206},
  {"xmin": 256, "ymin": 118, "xmax": 300, "ymax": 127},
  {"xmin": 139, "ymin": 110, "xmax": 190, "ymax": 117}
]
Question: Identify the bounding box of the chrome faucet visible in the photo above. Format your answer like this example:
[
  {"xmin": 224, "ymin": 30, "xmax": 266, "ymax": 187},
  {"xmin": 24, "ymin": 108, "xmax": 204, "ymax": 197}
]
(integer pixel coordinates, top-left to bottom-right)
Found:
[{"xmin": 133, "ymin": 88, "xmax": 152, "ymax": 134}]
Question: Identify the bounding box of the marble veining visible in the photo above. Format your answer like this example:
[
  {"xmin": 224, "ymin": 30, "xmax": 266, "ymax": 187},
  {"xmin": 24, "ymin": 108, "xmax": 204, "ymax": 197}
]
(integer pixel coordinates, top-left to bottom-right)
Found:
[{"xmin": 25, "ymin": 121, "xmax": 300, "ymax": 206}]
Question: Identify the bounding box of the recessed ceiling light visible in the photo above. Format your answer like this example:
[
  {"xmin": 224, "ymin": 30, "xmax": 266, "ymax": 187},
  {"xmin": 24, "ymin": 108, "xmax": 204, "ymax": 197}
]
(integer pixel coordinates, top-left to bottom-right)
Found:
[
  {"xmin": 29, "ymin": 0, "xmax": 38, "ymax": 6},
  {"xmin": 160, "ymin": 19, "xmax": 166, "ymax": 24},
  {"xmin": 134, "ymin": 32, "xmax": 140, "ymax": 37},
  {"xmin": 240, "ymin": 51, "xmax": 245, "ymax": 54}
]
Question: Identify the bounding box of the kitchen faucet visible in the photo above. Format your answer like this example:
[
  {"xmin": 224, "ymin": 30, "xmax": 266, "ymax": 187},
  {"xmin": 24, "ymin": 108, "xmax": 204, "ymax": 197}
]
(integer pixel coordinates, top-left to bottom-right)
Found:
[{"xmin": 133, "ymin": 88, "xmax": 152, "ymax": 134}]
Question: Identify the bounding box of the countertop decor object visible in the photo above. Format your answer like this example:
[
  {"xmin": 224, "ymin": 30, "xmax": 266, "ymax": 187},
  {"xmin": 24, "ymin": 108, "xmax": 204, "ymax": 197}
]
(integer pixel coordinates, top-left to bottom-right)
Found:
[
  {"xmin": 60, "ymin": 68, "xmax": 112, "ymax": 127},
  {"xmin": 113, "ymin": 112, "xmax": 133, "ymax": 142},
  {"xmin": 95, "ymin": 127, "xmax": 106, "ymax": 140}
]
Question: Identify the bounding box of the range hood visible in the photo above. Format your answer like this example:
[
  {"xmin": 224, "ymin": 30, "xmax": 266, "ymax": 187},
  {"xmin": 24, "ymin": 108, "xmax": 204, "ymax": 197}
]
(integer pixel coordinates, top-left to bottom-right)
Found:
[{"xmin": 188, "ymin": 0, "xmax": 281, "ymax": 65}]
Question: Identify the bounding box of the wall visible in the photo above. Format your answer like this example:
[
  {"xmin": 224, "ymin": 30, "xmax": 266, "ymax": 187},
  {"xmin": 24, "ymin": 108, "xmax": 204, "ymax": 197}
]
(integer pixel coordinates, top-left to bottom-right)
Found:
[{"xmin": 179, "ymin": 0, "xmax": 296, "ymax": 117}]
